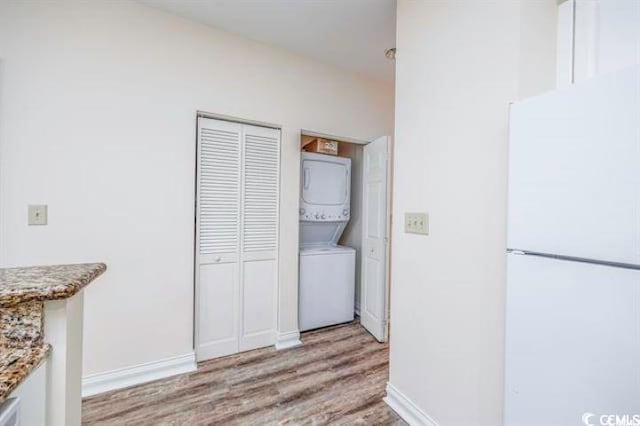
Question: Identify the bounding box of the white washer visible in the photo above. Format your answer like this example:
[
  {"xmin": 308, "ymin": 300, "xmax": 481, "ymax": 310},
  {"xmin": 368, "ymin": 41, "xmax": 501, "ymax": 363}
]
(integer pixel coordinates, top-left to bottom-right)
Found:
[
  {"xmin": 299, "ymin": 245, "xmax": 355, "ymax": 331},
  {"xmin": 298, "ymin": 152, "xmax": 355, "ymax": 331}
]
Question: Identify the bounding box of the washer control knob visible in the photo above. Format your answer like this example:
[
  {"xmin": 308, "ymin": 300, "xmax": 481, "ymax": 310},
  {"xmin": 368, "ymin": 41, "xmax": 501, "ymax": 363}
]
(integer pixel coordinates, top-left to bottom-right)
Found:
[
  {"xmin": 321, "ymin": 214, "xmax": 326, "ymax": 220},
  {"xmin": 342, "ymin": 209, "xmax": 349, "ymax": 216},
  {"xmin": 315, "ymin": 213, "xmax": 320, "ymax": 219},
  {"xmin": 299, "ymin": 208, "xmax": 305, "ymax": 215}
]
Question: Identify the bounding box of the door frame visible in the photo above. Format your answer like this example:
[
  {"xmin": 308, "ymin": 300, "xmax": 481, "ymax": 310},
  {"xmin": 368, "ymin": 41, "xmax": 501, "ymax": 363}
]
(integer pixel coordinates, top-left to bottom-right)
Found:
[
  {"xmin": 297, "ymin": 130, "xmax": 394, "ymax": 341},
  {"xmin": 194, "ymin": 111, "xmax": 282, "ymax": 359}
]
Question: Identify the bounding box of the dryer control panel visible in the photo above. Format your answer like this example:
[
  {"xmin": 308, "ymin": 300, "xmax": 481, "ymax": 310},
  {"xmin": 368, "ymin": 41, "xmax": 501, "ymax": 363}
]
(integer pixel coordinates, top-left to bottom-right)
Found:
[{"xmin": 299, "ymin": 207, "xmax": 350, "ymax": 222}]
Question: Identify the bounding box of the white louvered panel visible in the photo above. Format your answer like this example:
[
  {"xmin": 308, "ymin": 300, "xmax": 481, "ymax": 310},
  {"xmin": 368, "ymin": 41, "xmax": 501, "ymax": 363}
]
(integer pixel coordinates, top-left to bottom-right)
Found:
[
  {"xmin": 198, "ymin": 121, "xmax": 241, "ymax": 256},
  {"xmin": 197, "ymin": 118, "xmax": 280, "ymax": 361},
  {"xmin": 242, "ymin": 129, "xmax": 280, "ymax": 254}
]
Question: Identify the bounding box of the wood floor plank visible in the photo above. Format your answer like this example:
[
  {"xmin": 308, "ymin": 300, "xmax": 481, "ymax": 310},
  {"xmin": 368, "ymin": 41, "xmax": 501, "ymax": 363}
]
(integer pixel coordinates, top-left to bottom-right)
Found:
[{"xmin": 82, "ymin": 322, "xmax": 405, "ymax": 425}]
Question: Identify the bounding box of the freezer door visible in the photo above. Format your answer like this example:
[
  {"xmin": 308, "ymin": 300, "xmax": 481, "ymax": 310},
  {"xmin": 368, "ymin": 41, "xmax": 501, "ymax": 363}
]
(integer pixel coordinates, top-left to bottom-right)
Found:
[
  {"xmin": 505, "ymin": 253, "xmax": 640, "ymax": 426},
  {"xmin": 508, "ymin": 65, "xmax": 640, "ymax": 265}
]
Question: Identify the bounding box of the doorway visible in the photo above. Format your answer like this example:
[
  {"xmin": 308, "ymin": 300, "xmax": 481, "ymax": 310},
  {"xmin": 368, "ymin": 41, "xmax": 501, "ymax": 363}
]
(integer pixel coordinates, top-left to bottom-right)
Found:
[{"xmin": 298, "ymin": 130, "xmax": 392, "ymax": 342}]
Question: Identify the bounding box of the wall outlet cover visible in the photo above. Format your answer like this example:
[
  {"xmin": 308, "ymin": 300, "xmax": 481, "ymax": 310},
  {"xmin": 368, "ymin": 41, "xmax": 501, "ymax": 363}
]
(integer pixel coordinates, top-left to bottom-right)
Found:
[
  {"xmin": 28, "ymin": 205, "xmax": 48, "ymax": 226},
  {"xmin": 404, "ymin": 212, "xmax": 428, "ymax": 235}
]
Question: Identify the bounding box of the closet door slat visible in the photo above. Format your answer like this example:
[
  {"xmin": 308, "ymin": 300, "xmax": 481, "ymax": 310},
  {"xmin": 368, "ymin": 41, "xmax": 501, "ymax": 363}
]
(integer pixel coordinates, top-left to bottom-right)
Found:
[
  {"xmin": 198, "ymin": 120, "xmax": 241, "ymax": 256},
  {"xmin": 242, "ymin": 128, "xmax": 280, "ymax": 254}
]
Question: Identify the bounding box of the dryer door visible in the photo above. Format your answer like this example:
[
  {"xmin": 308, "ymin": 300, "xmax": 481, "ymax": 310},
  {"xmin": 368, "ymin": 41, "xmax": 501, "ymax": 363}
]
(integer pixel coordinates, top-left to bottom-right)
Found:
[{"xmin": 301, "ymin": 154, "xmax": 350, "ymax": 206}]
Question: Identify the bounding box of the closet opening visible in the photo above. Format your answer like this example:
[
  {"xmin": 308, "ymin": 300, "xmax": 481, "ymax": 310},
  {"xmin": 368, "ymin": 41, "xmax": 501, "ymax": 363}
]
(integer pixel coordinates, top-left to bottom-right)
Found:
[{"xmin": 298, "ymin": 131, "xmax": 392, "ymax": 343}]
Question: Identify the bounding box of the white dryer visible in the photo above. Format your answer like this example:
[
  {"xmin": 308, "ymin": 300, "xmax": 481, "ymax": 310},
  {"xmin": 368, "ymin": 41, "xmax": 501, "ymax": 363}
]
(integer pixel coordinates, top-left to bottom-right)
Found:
[
  {"xmin": 298, "ymin": 152, "xmax": 355, "ymax": 331},
  {"xmin": 299, "ymin": 152, "xmax": 351, "ymax": 222}
]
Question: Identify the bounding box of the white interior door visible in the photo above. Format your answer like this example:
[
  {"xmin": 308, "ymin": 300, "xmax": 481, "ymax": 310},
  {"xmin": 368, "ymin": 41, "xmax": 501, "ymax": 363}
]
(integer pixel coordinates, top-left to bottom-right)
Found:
[
  {"xmin": 196, "ymin": 118, "xmax": 242, "ymax": 360},
  {"xmin": 239, "ymin": 124, "xmax": 280, "ymax": 352},
  {"xmin": 196, "ymin": 118, "xmax": 280, "ymax": 361},
  {"xmin": 360, "ymin": 136, "xmax": 391, "ymax": 342}
]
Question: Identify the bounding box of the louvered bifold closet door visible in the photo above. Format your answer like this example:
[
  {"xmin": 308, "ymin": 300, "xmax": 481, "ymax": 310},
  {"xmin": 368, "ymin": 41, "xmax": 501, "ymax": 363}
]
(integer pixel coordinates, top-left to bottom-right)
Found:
[
  {"xmin": 196, "ymin": 118, "xmax": 242, "ymax": 361},
  {"xmin": 239, "ymin": 124, "xmax": 280, "ymax": 351}
]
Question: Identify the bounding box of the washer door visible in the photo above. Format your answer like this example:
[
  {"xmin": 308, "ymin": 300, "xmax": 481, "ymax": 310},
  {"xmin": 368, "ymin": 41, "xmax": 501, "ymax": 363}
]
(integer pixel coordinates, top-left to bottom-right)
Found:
[{"xmin": 299, "ymin": 250, "xmax": 355, "ymax": 331}]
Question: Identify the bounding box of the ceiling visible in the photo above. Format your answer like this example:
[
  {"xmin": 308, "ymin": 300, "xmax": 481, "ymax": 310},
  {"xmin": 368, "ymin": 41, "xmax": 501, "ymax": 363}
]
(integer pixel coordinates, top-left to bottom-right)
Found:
[{"xmin": 137, "ymin": 0, "xmax": 396, "ymax": 82}]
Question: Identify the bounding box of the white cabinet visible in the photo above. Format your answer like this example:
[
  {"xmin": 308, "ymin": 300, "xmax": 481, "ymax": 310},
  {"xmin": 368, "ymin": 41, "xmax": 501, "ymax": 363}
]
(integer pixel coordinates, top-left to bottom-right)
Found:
[
  {"xmin": 9, "ymin": 361, "xmax": 47, "ymax": 426},
  {"xmin": 557, "ymin": 0, "xmax": 640, "ymax": 86},
  {"xmin": 196, "ymin": 117, "xmax": 280, "ymax": 361},
  {"xmin": 0, "ymin": 398, "xmax": 19, "ymax": 426}
]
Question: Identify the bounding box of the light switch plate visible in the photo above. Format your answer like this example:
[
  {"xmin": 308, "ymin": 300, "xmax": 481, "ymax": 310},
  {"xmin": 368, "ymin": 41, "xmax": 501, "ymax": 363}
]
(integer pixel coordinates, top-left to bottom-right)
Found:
[
  {"xmin": 405, "ymin": 212, "xmax": 428, "ymax": 235},
  {"xmin": 28, "ymin": 205, "xmax": 48, "ymax": 225}
]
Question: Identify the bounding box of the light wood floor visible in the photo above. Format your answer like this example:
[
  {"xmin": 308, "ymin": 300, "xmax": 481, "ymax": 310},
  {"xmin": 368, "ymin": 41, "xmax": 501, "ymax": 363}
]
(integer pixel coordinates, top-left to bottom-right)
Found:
[{"xmin": 82, "ymin": 322, "xmax": 405, "ymax": 425}]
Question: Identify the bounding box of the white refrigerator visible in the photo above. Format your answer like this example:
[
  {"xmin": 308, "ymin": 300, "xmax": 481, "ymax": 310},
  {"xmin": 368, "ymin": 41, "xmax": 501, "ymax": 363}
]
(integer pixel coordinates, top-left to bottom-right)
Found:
[{"xmin": 505, "ymin": 65, "xmax": 640, "ymax": 426}]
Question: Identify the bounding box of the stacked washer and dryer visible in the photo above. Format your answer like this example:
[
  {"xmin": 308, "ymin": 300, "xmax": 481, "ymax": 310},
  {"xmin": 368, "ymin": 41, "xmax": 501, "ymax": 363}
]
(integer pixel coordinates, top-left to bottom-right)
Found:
[{"xmin": 298, "ymin": 152, "xmax": 355, "ymax": 331}]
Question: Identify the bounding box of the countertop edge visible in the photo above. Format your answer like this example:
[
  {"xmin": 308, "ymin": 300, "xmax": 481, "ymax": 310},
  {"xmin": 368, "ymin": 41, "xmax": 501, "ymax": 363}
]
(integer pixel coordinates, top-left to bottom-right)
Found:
[
  {"xmin": 0, "ymin": 263, "xmax": 107, "ymax": 308},
  {"xmin": 0, "ymin": 344, "xmax": 52, "ymax": 404}
]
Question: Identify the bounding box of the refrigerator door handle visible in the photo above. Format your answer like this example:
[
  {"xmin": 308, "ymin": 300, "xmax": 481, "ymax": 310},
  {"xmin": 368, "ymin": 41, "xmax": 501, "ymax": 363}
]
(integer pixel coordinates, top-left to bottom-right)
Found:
[{"xmin": 507, "ymin": 248, "xmax": 640, "ymax": 271}]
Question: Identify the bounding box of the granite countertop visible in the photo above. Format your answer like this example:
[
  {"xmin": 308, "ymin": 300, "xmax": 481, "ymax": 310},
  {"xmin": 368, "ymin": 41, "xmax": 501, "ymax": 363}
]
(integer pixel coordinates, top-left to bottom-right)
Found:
[
  {"xmin": 0, "ymin": 345, "xmax": 51, "ymax": 402},
  {"xmin": 0, "ymin": 263, "xmax": 106, "ymax": 308},
  {"xmin": 0, "ymin": 262, "xmax": 106, "ymax": 403}
]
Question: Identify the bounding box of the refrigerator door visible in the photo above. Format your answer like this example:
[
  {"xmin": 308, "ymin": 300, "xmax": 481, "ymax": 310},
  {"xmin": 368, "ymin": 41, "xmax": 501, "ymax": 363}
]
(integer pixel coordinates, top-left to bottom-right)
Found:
[
  {"xmin": 505, "ymin": 253, "xmax": 640, "ymax": 426},
  {"xmin": 508, "ymin": 65, "xmax": 640, "ymax": 265}
]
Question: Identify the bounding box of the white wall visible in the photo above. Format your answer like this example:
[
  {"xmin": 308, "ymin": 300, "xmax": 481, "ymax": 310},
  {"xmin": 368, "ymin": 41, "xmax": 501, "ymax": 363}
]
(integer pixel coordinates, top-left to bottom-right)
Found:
[
  {"xmin": 0, "ymin": 1, "xmax": 393, "ymax": 376},
  {"xmin": 388, "ymin": 1, "xmax": 556, "ymax": 425}
]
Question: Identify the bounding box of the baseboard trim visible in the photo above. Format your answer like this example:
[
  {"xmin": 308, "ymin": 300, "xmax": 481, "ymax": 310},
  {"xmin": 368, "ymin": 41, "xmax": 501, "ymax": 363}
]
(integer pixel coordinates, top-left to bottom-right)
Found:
[
  {"xmin": 82, "ymin": 352, "xmax": 197, "ymax": 397},
  {"xmin": 275, "ymin": 330, "xmax": 302, "ymax": 350},
  {"xmin": 384, "ymin": 382, "xmax": 439, "ymax": 426}
]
